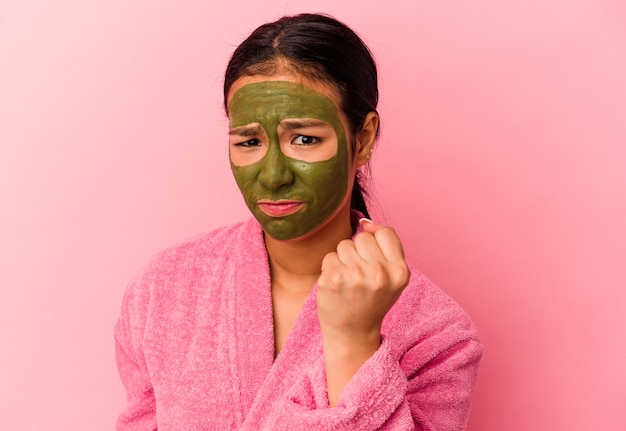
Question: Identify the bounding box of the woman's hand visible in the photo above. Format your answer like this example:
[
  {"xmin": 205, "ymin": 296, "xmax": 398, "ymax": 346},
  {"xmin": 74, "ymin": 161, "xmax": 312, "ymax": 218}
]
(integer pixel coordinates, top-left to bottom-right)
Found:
[{"xmin": 317, "ymin": 218, "xmax": 410, "ymax": 406}]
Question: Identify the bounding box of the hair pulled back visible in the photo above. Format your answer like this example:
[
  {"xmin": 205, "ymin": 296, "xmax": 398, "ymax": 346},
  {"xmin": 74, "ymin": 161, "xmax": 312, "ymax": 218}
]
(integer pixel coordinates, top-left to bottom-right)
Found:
[{"xmin": 223, "ymin": 13, "xmax": 378, "ymax": 218}]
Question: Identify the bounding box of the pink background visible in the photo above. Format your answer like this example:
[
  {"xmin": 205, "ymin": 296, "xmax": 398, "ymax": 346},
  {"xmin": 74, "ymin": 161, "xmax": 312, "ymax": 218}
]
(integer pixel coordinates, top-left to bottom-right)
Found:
[{"xmin": 1, "ymin": 1, "xmax": 625, "ymax": 429}]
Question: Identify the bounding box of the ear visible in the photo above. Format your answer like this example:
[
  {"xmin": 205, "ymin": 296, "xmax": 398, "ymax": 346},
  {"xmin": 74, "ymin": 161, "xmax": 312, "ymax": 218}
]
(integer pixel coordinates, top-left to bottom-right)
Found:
[{"xmin": 355, "ymin": 111, "xmax": 379, "ymax": 168}]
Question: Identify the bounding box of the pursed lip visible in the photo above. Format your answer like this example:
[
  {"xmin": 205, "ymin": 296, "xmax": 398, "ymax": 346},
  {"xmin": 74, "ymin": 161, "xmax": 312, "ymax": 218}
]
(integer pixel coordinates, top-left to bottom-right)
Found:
[{"xmin": 256, "ymin": 199, "xmax": 305, "ymax": 217}]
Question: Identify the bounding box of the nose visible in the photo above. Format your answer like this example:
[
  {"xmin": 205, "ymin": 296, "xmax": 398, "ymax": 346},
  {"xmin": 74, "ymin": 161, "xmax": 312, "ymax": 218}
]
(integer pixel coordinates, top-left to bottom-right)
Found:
[{"xmin": 257, "ymin": 141, "xmax": 295, "ymax": 190}]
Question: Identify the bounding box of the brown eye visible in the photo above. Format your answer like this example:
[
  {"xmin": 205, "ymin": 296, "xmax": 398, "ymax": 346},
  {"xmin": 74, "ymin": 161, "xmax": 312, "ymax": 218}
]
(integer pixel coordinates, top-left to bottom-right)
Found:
[
  {"xmin": 235, "ymin": 139, "xmax": 261, "ymax": 147},
  {"xmin": 292, "ymin": 135, "xmax": 319, "ymax": 146}
]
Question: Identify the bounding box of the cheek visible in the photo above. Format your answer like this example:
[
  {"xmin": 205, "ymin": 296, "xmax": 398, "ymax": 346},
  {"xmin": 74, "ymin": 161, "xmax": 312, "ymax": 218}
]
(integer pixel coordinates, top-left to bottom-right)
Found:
[
  {"xmin": 230, "ymin": 165, "xmax": 259, "ymax": 199},
  {"xmin": 294, "ymin": 157, "xmax": 349, "ymax": 197}
]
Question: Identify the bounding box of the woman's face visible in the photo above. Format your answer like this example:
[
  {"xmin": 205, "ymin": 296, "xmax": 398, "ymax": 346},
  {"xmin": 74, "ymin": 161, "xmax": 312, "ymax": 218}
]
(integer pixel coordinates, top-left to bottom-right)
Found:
[{"xmin": 226, "ymin": 75, "xmax": 356, "ymax": 240}]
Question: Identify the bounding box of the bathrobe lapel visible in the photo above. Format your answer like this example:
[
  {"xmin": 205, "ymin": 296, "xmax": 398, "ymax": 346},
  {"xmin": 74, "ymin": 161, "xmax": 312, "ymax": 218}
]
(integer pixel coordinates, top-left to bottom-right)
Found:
[
  {"xmin": 231, "ymin": 220, "xmax": 324, "ymax": 427},
  {"xmin": 240, "ymin": 283, "xmax": 324, "ymax": 429},
  {"xmin": 229, "ymin": 221, "xmax": 276, "ymax": 422}
]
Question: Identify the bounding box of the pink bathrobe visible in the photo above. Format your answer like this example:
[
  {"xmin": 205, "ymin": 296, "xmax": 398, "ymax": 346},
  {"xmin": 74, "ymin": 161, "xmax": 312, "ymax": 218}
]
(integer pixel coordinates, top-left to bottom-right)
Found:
[{"xmin": 115, "ymin": 215, "xmax": 482, "ymax": 430}]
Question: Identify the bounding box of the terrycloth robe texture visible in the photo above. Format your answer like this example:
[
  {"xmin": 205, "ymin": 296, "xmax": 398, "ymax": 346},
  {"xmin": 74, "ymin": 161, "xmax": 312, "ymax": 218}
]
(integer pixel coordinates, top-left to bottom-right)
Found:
[{"xmin": 115, "ymin": 215, "xmax": 483, "ymax": 430}]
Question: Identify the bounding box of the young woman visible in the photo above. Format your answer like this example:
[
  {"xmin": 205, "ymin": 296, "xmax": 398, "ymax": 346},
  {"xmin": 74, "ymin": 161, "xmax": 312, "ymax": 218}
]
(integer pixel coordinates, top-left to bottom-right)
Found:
[{"xmin": 115, "ymin": 13, "xmax": 482, "ymax": 430}]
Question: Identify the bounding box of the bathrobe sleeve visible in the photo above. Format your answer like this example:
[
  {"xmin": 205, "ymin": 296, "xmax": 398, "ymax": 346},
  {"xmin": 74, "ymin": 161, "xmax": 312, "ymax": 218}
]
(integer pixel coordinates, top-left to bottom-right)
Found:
[
  {"xmin": 114, "ymin": 276, "xmax": 158, "ymax": 431},
  {"xmin": 263, "ymin": 334, "xmax": 481, "ymax": 431}
]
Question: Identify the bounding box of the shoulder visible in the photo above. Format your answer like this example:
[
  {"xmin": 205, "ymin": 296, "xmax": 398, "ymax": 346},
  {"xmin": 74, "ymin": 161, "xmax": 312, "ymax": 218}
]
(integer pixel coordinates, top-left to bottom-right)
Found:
[
  {"xmin": 120, "ymin": 218, "xmax": 262, "ymax": 306},
  {"xmin": 154, "ymin": 218, "xmax": 254, "ymax": 266},
  {"xmin": 144, "ymin": 218, "xmax": 258, "ymax": 277}
]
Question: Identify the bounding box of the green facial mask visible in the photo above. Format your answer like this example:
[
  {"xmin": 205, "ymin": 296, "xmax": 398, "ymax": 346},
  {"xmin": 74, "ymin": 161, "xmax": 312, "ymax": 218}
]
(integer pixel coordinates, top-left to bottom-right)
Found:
[{"xmin": 228, "ymin": 81, "xmax": 349, "ymax": 240}]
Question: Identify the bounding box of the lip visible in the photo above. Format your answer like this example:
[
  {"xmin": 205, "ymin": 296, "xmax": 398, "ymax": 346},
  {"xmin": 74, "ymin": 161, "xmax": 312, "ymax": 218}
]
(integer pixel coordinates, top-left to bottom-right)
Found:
[{"xmin": 257, "ymin": 199, "xmax": 305, "ymax": 217}]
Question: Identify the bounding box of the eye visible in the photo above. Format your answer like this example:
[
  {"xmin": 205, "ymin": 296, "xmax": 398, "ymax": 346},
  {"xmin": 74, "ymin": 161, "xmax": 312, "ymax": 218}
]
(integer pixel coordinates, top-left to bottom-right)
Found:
[
  {"xmin": 235, "ymin": 138, "xmax": 261, "ymax": 147},
  {"xmin": 292, "ymin": 135, "xmax": 319, "ymax": 146}
]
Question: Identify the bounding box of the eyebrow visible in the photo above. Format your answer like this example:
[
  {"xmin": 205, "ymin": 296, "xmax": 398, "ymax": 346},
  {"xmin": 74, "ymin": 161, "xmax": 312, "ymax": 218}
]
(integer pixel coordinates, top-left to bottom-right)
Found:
[
  {"xmin": 280, "ymin": 119, "xmax": 331, "ymax": 130},
  {"xmin": 228, "ymin": 125, "xmax": 263, "ymax": 136}
]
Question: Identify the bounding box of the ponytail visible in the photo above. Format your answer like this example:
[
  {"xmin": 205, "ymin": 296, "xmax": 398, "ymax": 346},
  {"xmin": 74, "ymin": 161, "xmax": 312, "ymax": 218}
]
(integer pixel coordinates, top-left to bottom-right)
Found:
[{"xmin": 351, "ymin": 172, "xmax": 370, "ymax": 219}]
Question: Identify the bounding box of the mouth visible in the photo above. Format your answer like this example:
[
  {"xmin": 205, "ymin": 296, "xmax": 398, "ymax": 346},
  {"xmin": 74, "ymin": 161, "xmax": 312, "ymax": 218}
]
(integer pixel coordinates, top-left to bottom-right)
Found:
[{"xmin": 256, "ymin": 199, "xmax": 305, "ymax": 217}]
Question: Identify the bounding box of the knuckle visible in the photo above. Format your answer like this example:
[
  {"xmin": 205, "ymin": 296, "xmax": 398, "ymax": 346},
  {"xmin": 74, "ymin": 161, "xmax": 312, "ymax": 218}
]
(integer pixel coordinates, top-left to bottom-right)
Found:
[
  {"xmin": 346, "ymin": 264, "xmax": 364, "ymax": 282},
  {"xmin": 329, "ymin": 270, "xmax": 345, "ymax": 287},
  {"xmin": 391, "ymin": 262, "xmax": 411, "ymax": 288},
  {"xmin": 370, "ymin": 262, "xmax": 390, "ymax": 288},
  {"xmin": 321, "ymin": 251, "xmax": 338, "ymax": 267},
  {"xmin": 376, "ymin": 226, "xmax": 396, "ymax": 237},
  {"xmin": 336, "ymin": 239, "xmax": 353, "ymax": 254},
  {"xmin": 353, "ymin": 231, "xmax": 373, "ymax": 246}
]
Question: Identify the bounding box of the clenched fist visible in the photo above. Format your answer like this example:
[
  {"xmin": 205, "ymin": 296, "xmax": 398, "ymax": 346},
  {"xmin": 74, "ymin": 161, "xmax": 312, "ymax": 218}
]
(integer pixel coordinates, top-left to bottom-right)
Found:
[{"xmin": 317, "ymin": 218, "xmax": 411, "ymax": 406}]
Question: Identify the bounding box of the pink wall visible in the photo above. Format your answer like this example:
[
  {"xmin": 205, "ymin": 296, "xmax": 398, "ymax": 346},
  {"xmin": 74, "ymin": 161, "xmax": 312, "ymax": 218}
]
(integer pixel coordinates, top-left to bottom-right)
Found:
[{"xmin": 1, "ymin": 1, "xmax": 624, "ymax": 429}]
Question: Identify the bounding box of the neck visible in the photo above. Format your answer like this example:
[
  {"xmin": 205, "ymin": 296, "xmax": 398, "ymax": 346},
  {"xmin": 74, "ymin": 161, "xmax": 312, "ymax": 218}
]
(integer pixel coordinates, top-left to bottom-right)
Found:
[{"xmin": 264, "ymin": 206, "xmax": 354, "ymax": 292}]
